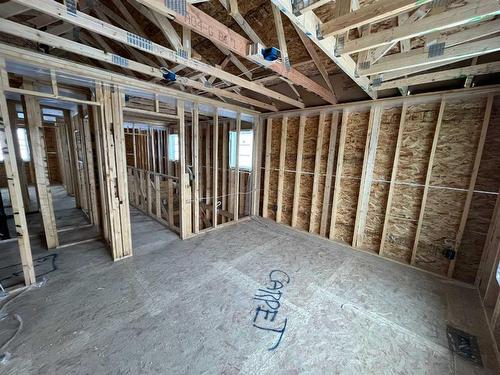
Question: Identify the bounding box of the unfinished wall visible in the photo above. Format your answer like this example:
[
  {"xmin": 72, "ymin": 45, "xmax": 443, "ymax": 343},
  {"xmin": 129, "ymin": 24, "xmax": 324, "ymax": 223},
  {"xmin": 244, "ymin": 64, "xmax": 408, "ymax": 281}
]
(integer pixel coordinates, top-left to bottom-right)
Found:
[{"xmin": 259, "ymin": 93, "xmax": 500, "ymax": 284}]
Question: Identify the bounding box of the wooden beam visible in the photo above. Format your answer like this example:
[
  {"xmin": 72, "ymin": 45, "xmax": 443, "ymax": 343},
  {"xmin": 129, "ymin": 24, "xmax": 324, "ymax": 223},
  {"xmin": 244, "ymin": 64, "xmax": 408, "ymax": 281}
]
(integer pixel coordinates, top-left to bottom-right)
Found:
[
  {"xmin": 275, "ymin": 116, "xmax": 288, "ymax": 223},
  {"xmin": 222, "ymin": 121, "xmax": 228, "ymax": 222},
  {"xmin": 411, "ymin": 99, "xmax": 446, "ymax": 266},
  {"xmin": 448, "ymin": 95, "xmax": 494, "ymax": 278},
  {"xmin": 178, "ymin": 100, "xmax": 191, "ymax": 238},
  {"xmin": 0, "ymin": 19, "xmax": 277, "ymax": 112},
  {"xmin": 375, "ymin": 61, "xmax": 500, "ymax": 91},
  {"xmin": 233, "ymin": 113, "xmax": 241, "ymax": 221},
  {"xmin": 294, "ymin": 0, "xmax": 333, "ymax": 14},
  {"xmin": 22, "ymin": 82, "xmax": 59, "ymax": 249},
  {"xmin": 368, "ymin": 5, "xmax": 430, "ymax": 65},
  {"xmin": 271, "ymin": 3, "xmax": 291, "ymax": 71},
  {"xmin": 321, "ymin": 0, "xmax": 432, "ymax": 38},
  {"xmin": 361, "ymin": 36, "xmax": 500, "ymax": 76},
  {"xmin": 10, "ymin": 0, "xmax": 301, "ymax": 108},
  {"xmin": 309, "ymin": 111, "xmax": 325, "ymax": 233},
  {"xmin": 291, "ymin": 115, "xmax": 306, "ymax": 228},
  {"xmin": 134, "ymin": 0, "xmax": 337, "ymax": 105},
  {"xmin": 379, "ymin": 103, "xmax": 407, "ymax": 256},
  {"xmin": 221, "ymin": 0, "xmax": 264, "ymax": 45},
  {"xmin": 193, "ymin": 103, "xmax": 200, "ymax": 233},
  {"xmin": 270, "ymin": 0, "xmax": 374, "ymax": 98},
  {"xmin": 262, "ymin": 118, "xmax": 272, "ymax": 218},
  {"xmin": 342, "ymin": 0, "xmax": 500, "ymax": 55},
  {"xmin": 329, "ymin": 109, "xmax": 349, "ymax": 239},
  {"xmin": 0, "ymin": 63, "xmax": 35, "ymax": 285},
  {"xmin": 293, "ymin": 24, "xmax": 336, "ymax": 95},
  {"xmin": 213, "ymin": 110, "xmax": 218, "ymax": 228},
  {"xmin": 319, "ymin": 112, "xmax": 338, "ymax": 237},
  {"xmin": 352, "ymin": 105, "xmax": 382, "ymax": 248},
  {"xmin": 251, "ymin": 118, "xmax": 262, "ymax": 216}
]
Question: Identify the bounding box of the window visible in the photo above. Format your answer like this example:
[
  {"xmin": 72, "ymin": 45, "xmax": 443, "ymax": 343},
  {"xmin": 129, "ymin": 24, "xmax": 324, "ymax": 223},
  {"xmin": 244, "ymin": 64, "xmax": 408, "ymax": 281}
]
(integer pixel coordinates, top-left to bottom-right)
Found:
[
  {"xmin": 229, "ymin": 130, "xmax": 253, "ymax": 170},
  {"xmin": 168, "ymin": 133, "xmax": 179, "ymax": 161},
  {"xmin": 17, "ymin": 128, "xmax": 30, "ymax": 162},
  {"xmin": 0, "ymin": 128, "xmax": 30, "ymax": 162}
]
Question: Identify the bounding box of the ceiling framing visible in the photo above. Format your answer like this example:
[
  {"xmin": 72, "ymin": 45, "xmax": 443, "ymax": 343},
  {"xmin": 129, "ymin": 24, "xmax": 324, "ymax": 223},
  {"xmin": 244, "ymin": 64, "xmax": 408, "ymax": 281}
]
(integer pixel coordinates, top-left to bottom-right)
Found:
[{"xmin": 0, "ymin": 0, "xmax": 498, "ymax": 111}]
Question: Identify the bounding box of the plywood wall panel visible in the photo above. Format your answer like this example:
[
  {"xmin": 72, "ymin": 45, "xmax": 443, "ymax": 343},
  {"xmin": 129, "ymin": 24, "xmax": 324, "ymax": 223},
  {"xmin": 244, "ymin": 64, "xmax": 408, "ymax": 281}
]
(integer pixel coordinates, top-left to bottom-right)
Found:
[
  {"xmin": 476, "ymin": 97, "xmax": 500, "ymax": 192},
  {"xmin": 416, "ymin": 189, "xmax": 465, "ymax": 275},
  {"xmin": 396, "ymin": 104, "xmax": 439, "ymax": 184},
  {"xmin": 302, "ymin": 116, "xmax": 319, "ymax": 174},
  {"xmin": 431, "ymin": 98, "xmax": 485, "ymax": 189},
  {"xmin": 297, "ymin": 174, "xmax": 313, "ymax": 231},
  {"xmin": 257, "ymin": 92, "xmax": 499, "ymax": 283},
  {"xmin": 455, "ymin": 193, "xmax": 497, "ymax": 283}
]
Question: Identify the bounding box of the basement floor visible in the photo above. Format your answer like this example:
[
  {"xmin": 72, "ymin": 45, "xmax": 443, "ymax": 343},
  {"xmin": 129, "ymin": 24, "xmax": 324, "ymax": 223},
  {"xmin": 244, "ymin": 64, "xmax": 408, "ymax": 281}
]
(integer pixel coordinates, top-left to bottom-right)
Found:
[{"xmin": 1, "ymin": 203, "xmax": 499, "ymax": 373}]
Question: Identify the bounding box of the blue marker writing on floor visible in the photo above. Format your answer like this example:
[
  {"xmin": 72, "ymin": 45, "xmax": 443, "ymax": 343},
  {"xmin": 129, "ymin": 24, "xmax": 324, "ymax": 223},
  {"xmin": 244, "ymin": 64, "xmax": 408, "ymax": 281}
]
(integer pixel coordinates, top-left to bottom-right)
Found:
[{"xmin": 252, "ymin": 269, "xmax": 290, "ymax": 351}]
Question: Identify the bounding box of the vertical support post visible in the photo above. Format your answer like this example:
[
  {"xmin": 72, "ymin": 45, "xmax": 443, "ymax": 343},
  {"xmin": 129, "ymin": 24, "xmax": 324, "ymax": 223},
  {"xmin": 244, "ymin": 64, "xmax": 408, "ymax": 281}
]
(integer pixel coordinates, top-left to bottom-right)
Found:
[
  {"xmin": 251, "ymin": 117, "xmax": 261, "ymax": 216},
  {"xmin": 178, "ymin": 100, "xmax": 191, "ymax": 239},
  {"xmin": 205, "ymin": 122, "xmax": 211, "ymax": 221},
  {"xmin": 291, "ymin": 115, "xmax": 306, "ymax": 228},
  {"xmin": 96, "ymin": 84, "xmax": 132, "ymax": 260},
  {"xmin": 82, "ymin": 105, "xmax": 99, "ymax": 225},
  {"xmin": 192, "ymin": 104, "xmax": 200, "ymax": 233},
  {"xmin": 309, "ymin": 111, "xmax": 326, "ymax": 233},
  {"xmin": 7, "ymin": 100, "xmax": 29, "ymax": 210},
  {"xmin": 90, "ymin": 88, "xmax": 108, "ymax": 239},
  {"xmin": 155, "ymin": 174, "xmax": 161, "ymax": 218},
  {"xmin": 22, "ymin": 83, "xmax": 59, "ymax": 249},
  {"xmin": 320, "ymin": 112, "xmax": 339, "ymax": 237},
  {"xmin": 0, "ymin": 63, "xmax": 35, "ymax": 285},
  {"xmin": 379, "ymin": 103, "xmax": 408, "ymax": 255},
  {"xmin": 233, "ymin": 113, "xmax": 241, "ymax": 221},
  {"xmin": 262, "ymin": 117, "xmax": 272, "ymax": 219},
  {"xmin": 222, "ymin": 120, "xmax": 228, "ymax": 223},
  {"xmin": 329, "ymin": 109, "xmax": 349, "ymax": 239},
  {"xmin": 213, "ymin": 110, "xmax": 218, "ymax": 228},
  {"xmin": 276, "ymin": 116, "xmax": 288, "ymax": 223},
  {"xmin": 411, "ymin": 99, "xmax": 446, "ymax": 265},
  {"xmin": 353, "ymin": 105, "xmax": 382, "ymax": 247}
]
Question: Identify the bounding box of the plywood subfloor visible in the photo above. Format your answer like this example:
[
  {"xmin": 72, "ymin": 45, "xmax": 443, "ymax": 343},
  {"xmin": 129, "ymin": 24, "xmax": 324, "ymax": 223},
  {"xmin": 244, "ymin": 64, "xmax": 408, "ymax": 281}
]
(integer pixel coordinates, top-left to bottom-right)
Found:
[{"xmin": 0, "ymin": 210, "xmax": 498, "ymax": 374}]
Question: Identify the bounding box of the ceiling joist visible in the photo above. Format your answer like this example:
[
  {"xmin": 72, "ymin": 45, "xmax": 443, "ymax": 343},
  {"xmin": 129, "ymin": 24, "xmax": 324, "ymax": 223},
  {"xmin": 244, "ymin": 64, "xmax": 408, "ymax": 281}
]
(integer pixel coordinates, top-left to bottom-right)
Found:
[
  {"xmin": 133, "ymin": 0, "xmax": 338, "ymax": 104},
  {"xmin": 10, "ymin": 0, "xmax": 302, "ymax": 108}
]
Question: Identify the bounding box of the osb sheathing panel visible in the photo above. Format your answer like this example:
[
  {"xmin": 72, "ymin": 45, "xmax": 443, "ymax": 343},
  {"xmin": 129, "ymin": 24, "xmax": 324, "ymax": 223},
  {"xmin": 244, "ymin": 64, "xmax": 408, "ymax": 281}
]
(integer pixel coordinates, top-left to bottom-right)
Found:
[
  {"xmin": 431, "ymin": 98, "xmax": 486, "ymax": 189},
  {"xmin": 310, "ymin": 114, "xmax": 333, "ymax": 234},
  {"xmin": 302, "ymin": 116, "xmax": 320, "ymax": 174},
  {"xmin": 383, "ymin": 185, "xmax": 422, "ymax": 263},
  {"xmin": 334, "ymin": 111, "xmax": 369, "ymax": 244},
  {"xmin": 416, "ymin": 189, "xmax": 465, "ymax": 275},
  {"xmin": 266, "ymin": 118, "xmax": 282, "ymax": 219},
  {"xmin": 454, "ymin": 97, "xmax": 500, "ymax": 282},
  {"xmin": 362, "ymin": 107, "xmax": 402, "ymax": 251},
  {"xmin": 455, "ymin": 193, "xmax": 497, "ymax": 283},
  {"xmin": 363, "ymin": 182, "xmax": 389, "ymax": 252},
  {"xmin": 413, "ymin": 99, "xmax": 486, "ymax": 275},
  {"xmin": 281, "ymin": 116, "xmax": 299, "ymax": 226},
  {"xmin": 259, "ymin": 94, "xmax": 499, "ymax": 283},
  {"xmin": 297, "ymin": 174, "xmax": 314, "ymax": 231},
  {"xmin": 395, "ymin": 103, "xmax": 440, "ymax": 184},
  {"xmin": 281, "ymin": 172, "xmax": 295, "ymax": 226},
  {"xmin": 476, "ymin": 97, "xmax": 500, "ymax": 192}
]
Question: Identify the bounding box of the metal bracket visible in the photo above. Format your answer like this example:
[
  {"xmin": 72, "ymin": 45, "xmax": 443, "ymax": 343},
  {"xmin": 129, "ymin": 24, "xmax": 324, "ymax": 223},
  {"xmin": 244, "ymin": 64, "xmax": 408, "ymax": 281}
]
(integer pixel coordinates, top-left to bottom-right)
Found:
[
  {"xmin": 127, "ymin": 32, "xmax": 153, "ymax": 52},
  {"xmin": 112, "ymin": 54, "xmax": 129, "ymax": 68},
  {"xmin": 428, "ymin": 42, "xmax": 445, "ymax": 58},
  {"xmin": 66, "ymin": 0, "xmax": 77, "ymax": 16},
  {"xmin": 165, "ymin": 0, "xmax": 187, "ymax": 16}
]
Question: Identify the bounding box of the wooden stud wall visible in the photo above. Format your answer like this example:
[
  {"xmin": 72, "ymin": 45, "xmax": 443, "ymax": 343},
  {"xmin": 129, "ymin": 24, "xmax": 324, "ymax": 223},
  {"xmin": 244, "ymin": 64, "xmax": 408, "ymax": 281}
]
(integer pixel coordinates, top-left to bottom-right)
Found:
[{"xmin": 259, "ymin": 94, "xmax": 500, "ymax": 283}]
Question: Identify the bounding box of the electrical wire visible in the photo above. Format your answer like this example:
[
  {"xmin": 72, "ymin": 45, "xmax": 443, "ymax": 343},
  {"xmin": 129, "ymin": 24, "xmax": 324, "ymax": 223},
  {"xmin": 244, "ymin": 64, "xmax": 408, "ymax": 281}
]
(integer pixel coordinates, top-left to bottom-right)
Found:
[{"xmin": 0, "ymin": 278, "xmax": 46, "ymax": 363}]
